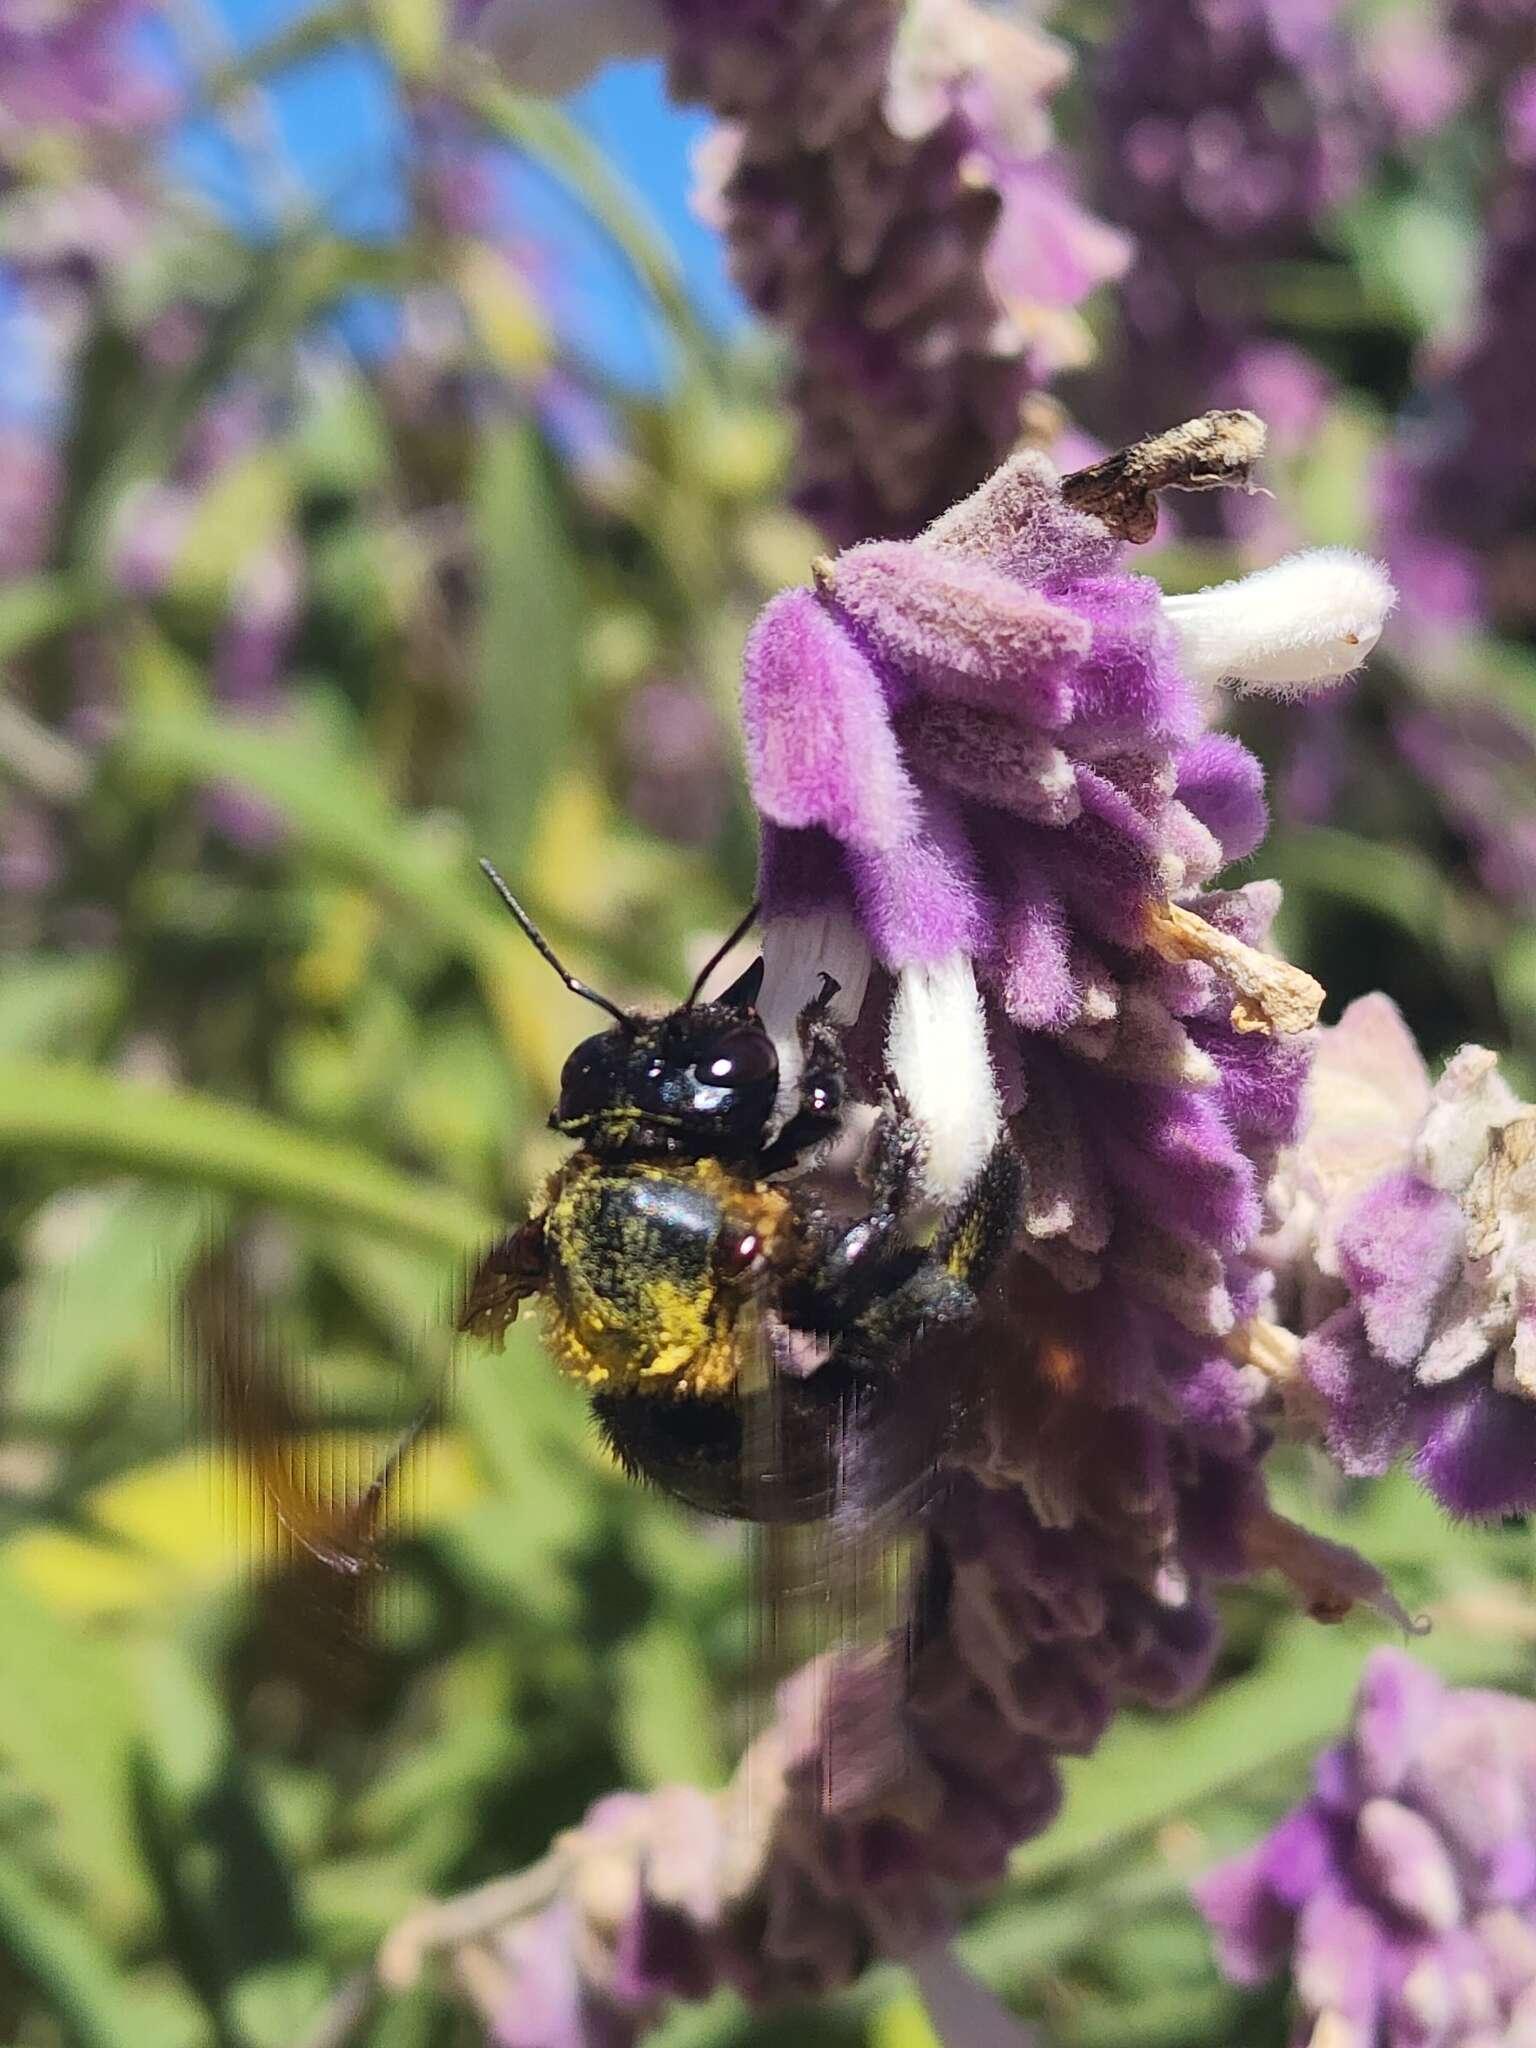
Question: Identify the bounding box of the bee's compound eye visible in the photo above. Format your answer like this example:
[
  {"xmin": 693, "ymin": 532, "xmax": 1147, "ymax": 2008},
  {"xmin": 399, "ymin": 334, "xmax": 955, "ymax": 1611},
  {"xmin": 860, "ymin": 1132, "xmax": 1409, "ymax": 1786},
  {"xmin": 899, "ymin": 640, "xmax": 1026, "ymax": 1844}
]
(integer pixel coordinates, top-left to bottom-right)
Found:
[
  {"xmin": 558, "ymin": 1036, "xmax": 612, "ymax": 1116},
  {"xmin": 693, "ymin": 1025, "xmax": 778, "ymax": 1091}
]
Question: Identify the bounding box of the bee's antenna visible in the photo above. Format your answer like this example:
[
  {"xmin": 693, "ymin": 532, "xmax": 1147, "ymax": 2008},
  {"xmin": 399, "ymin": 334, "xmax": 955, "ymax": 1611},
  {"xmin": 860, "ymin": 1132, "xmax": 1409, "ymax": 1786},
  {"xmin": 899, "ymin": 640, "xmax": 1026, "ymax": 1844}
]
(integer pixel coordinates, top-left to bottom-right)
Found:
[
  {"xmin": 478, "ymin": 859, "xmax": 634, "ymax": 1030},
  {"xmin": 686, "ymin": 900, "xmax": 762, "ymax": 1007}
]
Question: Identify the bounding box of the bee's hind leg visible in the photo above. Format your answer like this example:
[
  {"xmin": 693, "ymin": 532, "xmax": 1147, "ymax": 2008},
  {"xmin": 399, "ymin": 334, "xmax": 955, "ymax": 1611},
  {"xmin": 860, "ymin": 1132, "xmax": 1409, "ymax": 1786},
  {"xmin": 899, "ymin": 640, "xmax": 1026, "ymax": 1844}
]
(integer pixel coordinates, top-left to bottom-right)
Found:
[
  {"xmin": 833, "ymin": 1136, "xmax": 1025, "ymax": 1372},
  {"xmin": 934, "ymin": 1138, "xmax": 1026, "ymax": 1296},
  {"xmin": 792, "ymin": 1134, "xmax": 1025, "ymax": 1370}
]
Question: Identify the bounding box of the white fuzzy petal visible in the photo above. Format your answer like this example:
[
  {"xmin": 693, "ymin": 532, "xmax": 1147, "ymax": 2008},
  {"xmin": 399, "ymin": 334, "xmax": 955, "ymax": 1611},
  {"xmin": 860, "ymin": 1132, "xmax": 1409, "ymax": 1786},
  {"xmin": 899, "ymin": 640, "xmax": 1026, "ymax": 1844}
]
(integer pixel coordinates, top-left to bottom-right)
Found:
[
  {"xmin": 1162, "ymin": 548, "xmax": 1397, "ymax": 695},
  {"xmin": 759, "ymin": 911, "xmax": 873, "ymax": 1039},
  {"xmin": 910, "ymin": 1941, "xmax": 1039, "ymax": 2048},
  {"xmin": 886, "ymin": 953, "xmax": 1001, "ymax": 1205},
  {"xmin": 467, "ymin": 0, "xmax": 665, "ymax": 94},
  {"xmin": 759, "ymin": 912, "xmax": 874, "ymax": 1132}
]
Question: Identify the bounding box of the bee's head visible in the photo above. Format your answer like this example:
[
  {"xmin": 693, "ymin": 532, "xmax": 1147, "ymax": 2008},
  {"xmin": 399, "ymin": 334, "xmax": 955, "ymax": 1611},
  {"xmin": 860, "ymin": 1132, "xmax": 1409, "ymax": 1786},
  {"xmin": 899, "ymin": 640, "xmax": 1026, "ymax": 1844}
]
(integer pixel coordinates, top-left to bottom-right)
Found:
[
  {"xmin": 552, "ymin": 964, "xmax": 779, "ymax": 1156},
  {"xmin": 473, "ymin": 861, "xmax": 776, "ymax": 1160}
]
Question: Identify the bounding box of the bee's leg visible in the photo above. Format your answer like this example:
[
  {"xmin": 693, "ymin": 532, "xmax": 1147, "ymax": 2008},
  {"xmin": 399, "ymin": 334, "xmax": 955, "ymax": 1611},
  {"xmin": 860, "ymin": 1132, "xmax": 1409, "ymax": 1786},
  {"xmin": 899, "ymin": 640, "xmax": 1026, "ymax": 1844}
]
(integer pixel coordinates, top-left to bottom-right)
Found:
[
  {"xmin": 775, "ymin": 1093, "xmax": 926, "ymax": 1333},
  {"xmin": 833, "ymin": 1138, "xmax": 1026, "ymax": 1372},
  {"xmin": 781, "ymin": 1209, "xmax": 927, "ymax": 1337},
  {"xmin": 934, "ymin": 1139, "xmax": 1027, "ymax": 1295},
  {"xmin": 861, "ymin": 1086, "xmax": 925, "ymax": 1216},
  {"xmin": 457, "ymin": 1216, "xmax": 547, "ymax": 1348},
  {"xmin": 755, "ymin": 974, "xmax": 848, "ymax": 1177}
]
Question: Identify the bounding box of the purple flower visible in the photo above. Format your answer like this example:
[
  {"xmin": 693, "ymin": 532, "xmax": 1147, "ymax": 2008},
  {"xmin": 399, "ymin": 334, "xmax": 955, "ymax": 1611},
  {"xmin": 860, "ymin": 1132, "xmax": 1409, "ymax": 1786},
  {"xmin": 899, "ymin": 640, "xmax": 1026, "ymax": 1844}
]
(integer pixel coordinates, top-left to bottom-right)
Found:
[
  {"xmin": 0, "ymin": 1, "xmax": 165, "ymax": 138},
  {"xmin": 745, "ymin": 419, "xmax": 1387, "ymax": 1210},
  {"xmin": 1198, "ymin": 1649, "xmax": 1536, "ymax": 2046},
  {"xmin": 1269, "ymin": 1002, "xmax": 1536, "ymax": 1520},
  {"xmin": 659, "ymin": 0, "xmax": 1126, "ymax": 543}
]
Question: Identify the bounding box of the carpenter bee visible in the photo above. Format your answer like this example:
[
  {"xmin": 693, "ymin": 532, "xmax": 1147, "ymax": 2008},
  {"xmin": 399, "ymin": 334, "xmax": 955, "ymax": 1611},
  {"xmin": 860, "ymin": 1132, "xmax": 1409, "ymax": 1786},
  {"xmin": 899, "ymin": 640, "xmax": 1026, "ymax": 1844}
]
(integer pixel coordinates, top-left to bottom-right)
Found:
[
  {"xmin": 184, "ymin": 861, "xmax": 1024, "ymax": 1688},
  {"xmin": 457, "ymin": 861, "xmax": 1024, "ymax": 1526}
]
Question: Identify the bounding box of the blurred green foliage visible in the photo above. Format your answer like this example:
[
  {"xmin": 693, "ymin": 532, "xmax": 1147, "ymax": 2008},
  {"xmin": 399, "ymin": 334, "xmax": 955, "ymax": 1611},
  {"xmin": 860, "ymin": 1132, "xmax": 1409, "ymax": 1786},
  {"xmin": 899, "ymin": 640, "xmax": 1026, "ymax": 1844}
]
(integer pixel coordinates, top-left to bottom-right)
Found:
[{"xmin": 2, "ymin": 6, "xmax": 1536, "ymax": 2048}]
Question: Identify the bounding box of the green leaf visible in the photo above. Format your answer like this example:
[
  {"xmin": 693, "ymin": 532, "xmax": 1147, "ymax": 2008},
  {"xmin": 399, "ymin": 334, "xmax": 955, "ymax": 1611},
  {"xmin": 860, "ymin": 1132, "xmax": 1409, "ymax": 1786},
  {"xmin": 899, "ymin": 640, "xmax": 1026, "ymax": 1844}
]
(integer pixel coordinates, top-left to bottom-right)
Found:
[
  {"xmin": 368, "ymin": 0, "xmax": 443, "ymax": 79},
  {"xmin": 0, "ymin": 955, "xmax": 121, "ymax": 1058},
  {"xmin": 169, "ymin": 446, "xmax": 296, "ymax": 610},
  {"xmin": 869, "ymin": 1995, "xmax": 941, "ymax": 2048},
  {"xmin": 1288, "ymin": 396, "xmax": 1382, "ymax": 552},
  {"xmin": 115, "ymin": 650, "xmax": 577, "ymax": 1090},
  {"xmin": 130, "ymin": 1641, "xmax": 326, "ymax": 2048},
  {"xmin": 469, "ymin": 420, "xmax": 582, "ymax": 867},
  {"xmin": 1267, "ymin": 827, "xmax": 1466, "ymax": 956},
  {"xmin": 0, "ymin": 575, "xmax": 107, "ymax": 662},
  {"xmin": 458, "ymin": 80, "xmax": 712, "ymax": 368},
  {"xmin": 0, "ymin": 1842, "xmax": 162, "ymax": 2048},
  {"xmin": 0, "ymin": 1562, "xmax": 149, "ymax": 1937},
  {"xmin": 0, "ymin": 1058, "xmax": 494, "ymax": 1255},
  {"xmin": 616, "ymin": 1618, "xmax": 725, "ymax": 1789},
  {"xmin": 1062, "ymin": 1982, "xmax": 1241, "ymax": 2048},
  {"xmin": 5, "ymin": 1183, "xmax": 223, "ymax": 1426},
  {"xmin": 292, "ymin": 376, "xmax": 390, "ymax": 498},
  {"xmin": 1334, "ymin": 193, "xmax": 1478, "ymax": 339}
]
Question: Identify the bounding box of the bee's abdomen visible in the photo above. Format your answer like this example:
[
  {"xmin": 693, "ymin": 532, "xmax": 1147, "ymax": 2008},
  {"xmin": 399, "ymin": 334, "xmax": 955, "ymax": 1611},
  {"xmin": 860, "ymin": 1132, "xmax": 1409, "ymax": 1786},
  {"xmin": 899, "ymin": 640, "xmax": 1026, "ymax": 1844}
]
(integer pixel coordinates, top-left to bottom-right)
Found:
[{"xmin": 541, "ymin": 1160, "xmax": 782, "ymax": 1396}]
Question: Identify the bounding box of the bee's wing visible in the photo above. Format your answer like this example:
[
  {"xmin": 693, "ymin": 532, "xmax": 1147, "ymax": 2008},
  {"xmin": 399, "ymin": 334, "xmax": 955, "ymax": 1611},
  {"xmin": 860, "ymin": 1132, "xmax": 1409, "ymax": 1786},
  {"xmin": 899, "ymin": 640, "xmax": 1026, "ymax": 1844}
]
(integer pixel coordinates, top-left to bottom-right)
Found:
[
  {"xmin": 736, "ymin": 1292, "xmax": 950, "ymax": 1814},
  {"xmin": 181, "ymin": 1239, "xmax": 435, "ymax": 1710}
]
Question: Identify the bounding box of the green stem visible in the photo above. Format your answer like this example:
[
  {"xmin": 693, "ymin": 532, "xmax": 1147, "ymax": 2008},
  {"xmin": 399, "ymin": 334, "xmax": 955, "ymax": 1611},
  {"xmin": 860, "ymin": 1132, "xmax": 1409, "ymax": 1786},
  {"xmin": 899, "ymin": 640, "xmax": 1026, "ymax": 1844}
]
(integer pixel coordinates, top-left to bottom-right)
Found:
[{"xmin": 0, "ymin": 1059, "xmax": 495, "ymax": 1255}]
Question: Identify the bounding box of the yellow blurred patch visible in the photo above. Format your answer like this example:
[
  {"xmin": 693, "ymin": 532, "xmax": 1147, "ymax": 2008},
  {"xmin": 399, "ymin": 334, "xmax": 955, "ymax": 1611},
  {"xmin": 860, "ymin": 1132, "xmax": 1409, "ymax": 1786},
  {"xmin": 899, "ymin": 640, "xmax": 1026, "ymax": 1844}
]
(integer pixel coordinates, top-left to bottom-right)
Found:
[
  {"xmin": 292, "ymin": 884, "xmax": 381, "ymax": 1009},
  {"xmin": 172, "ymin": 447, "xmax": 296, "ymax": 610},
  {"xmin": 368, "ymin": 0, "xmax": 443, "ymax": 77},
  {"xmin": 4, "ymin": 1432, "xmax": 481, "ymax": 1621},
  {"xmin": 869, "ymin": 1994, "xmax": 941, "ymax": 2048},
  {"xmin": 457, "ymin": 244, "xmax": 552, "ymax": 381}
]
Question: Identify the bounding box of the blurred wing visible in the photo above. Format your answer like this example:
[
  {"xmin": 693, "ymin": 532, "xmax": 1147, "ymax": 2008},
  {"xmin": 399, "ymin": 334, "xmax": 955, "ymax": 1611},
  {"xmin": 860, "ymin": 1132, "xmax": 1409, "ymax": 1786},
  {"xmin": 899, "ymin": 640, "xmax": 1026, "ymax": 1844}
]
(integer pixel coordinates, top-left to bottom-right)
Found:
[
  {"xmin": 181, "ymin": 1239, "xmax": 436, "ymax": 1712},
  {"xmin": 736, "ymin": 1292, "xmax": 949, "ymax": 1812}
]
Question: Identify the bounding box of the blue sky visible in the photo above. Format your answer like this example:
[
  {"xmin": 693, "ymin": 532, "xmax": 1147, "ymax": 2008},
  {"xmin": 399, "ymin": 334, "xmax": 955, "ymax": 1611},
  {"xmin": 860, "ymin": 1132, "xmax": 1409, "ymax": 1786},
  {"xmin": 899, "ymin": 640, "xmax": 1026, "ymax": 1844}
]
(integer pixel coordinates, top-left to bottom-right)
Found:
[{"xmin": 148, "ymin": 0, "xmax": 745, "ymax": 386}]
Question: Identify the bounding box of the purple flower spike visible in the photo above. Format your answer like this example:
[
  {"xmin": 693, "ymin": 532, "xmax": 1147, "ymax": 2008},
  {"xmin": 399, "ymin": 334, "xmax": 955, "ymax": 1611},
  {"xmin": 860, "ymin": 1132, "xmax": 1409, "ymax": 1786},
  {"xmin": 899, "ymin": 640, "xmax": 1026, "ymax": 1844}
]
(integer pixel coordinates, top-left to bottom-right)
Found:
[
  {"xmin": 398, "ymin": 425, "xmax": 1409, "ymax": 2046},
  {"xmin": 1200, "ymin": 1653, "xmax": 1536, "ymax": 2045},
  {"xmin": 1390, "ymin": 65, "xmax": 1536, "ymax": 634},
  {"xmin": 1089, "ymin": 0, "xmax": 1368, "ymax": 463},
  {"xmin": 656, "ymin": 0, "xmax": 1127, "ymax": 543}
]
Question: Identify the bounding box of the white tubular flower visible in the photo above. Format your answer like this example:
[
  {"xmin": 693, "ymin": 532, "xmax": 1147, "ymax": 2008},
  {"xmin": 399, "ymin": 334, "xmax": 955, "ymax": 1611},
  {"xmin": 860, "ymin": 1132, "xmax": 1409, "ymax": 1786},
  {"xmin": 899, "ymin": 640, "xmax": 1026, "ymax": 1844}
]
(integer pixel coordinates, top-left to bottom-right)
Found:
[
  {"xmin": 466, "ymin": 0, "xmax": 665, "ymax": 95},
  {"xmin": 886, "ymin": 952, "xmax": 1002, "ymax": 1206},
  {"xmin": 910, "ymin": 1940, "xmax": 1039, "ymax": 2048},
  {"xmin": 1162, "ymin": 548, "xmax": 1397, "ymax": 695}
]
